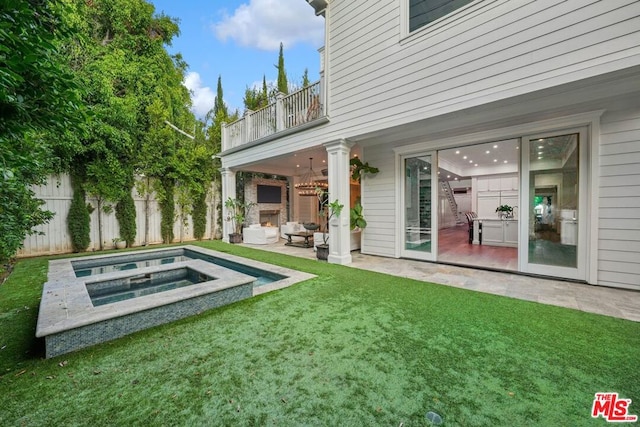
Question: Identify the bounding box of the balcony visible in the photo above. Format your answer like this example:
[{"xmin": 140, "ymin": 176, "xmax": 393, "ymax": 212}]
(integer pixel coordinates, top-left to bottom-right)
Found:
[{"xmin": 222, "ymin": 80, "xmax": 326, "ymax": 152}]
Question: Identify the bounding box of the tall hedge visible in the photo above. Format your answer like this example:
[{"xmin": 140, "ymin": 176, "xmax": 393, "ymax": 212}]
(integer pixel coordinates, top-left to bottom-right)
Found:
[
  {"xmin": 115, "ymin": 186, "xmax": 136, "ymax": 247},
  {"xmin": 68, "ymin": 174, "xmax": 91, "ymax": 252},
  {"xmin": 159, "ymin": 176, "xmax": 175, "ymax": 244},
  {"xmin": 192, "ymin": 191, "xmax": 207, "ymax": 240}
]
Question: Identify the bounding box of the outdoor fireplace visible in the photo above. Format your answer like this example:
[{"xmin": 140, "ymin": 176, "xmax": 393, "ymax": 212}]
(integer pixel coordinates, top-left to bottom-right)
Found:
[{"xmin": 259, "ymin": 210, "xmax": 280, "ymax": 227}]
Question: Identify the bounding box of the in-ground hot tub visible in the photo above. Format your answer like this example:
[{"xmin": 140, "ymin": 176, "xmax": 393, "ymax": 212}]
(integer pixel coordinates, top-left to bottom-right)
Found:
[{"xmin": 37, "ymin": 245, "xmax": 314, "ymax": 358}]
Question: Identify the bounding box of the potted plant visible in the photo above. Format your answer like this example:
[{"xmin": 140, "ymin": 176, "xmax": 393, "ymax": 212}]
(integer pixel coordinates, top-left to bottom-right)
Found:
[
  {"xmin": 112, "ymin": 237, "xmax": 126, "ymax": 249},
  {"xmin": 496, "ymin": 204, "xmax": 513, "ymax": 219},
  {"xmin": 224, "ymin": 198, "xmax": 255, "ymax": 243},
  {"xmin": 315, "ymin": 188, "xmax": 344, "ymax": 260}
]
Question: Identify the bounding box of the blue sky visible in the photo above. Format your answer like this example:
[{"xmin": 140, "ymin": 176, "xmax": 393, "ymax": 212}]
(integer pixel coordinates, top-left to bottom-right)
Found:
[{"xmin": 148, "ymin": 0, "xmax": 325, "ymax": 118}]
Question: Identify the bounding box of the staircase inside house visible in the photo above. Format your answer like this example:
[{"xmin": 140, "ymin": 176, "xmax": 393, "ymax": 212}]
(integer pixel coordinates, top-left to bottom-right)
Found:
[{"xmin": 440, "ymin": 180, "xmax": 466, "ymax": 225}]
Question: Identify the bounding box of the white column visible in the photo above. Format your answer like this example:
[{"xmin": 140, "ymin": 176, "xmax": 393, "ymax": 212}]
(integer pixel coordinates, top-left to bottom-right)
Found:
[
  {"xmin": 324, "ymin": 139, "xmax": 354, "ymax": 265},
  {"xmin": 221, "ymin": 167, "xmax": 236, "ymax": 243}
]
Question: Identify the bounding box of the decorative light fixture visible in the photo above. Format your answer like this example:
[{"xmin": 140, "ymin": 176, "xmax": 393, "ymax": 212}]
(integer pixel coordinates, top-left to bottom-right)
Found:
[{"xmin": 295, "ymin": 157, "xmax": 327, "ymax": 196}]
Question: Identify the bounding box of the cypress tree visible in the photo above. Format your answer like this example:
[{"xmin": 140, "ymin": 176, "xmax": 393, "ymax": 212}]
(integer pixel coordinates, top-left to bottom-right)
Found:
[{"xmin": 276, "ymin": 42, "xmax": 288, "ymax": 94}]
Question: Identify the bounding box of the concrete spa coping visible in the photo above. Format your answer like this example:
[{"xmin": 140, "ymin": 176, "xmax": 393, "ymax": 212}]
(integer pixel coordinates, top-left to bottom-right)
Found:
[{"xmin": 36, "ymin": 245, "xmax": 315, "ymax": 358}]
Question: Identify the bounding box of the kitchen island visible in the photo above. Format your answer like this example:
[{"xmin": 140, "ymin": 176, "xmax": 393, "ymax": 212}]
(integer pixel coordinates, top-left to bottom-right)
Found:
[{"xmin": 473, "ymin": 218, "xmax": 518, "ymax": 247}]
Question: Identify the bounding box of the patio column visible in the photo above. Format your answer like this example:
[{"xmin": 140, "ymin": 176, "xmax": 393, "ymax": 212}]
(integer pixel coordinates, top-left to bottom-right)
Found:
[
  {"xmin": 324, "ymin": 139, "xmax": 354, "ymax": 265},
  {"xmin": 221, "ymin": 167, "xmax": 236, "ymax": 243}
]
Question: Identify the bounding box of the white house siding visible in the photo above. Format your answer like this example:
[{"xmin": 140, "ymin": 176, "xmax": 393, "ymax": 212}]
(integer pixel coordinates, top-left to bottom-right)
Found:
[
  {"xmin": 224, "ymin": 0, "xmax": 640, "ymax": 172},
  {"xmin": 598, "ymin": 107, "xmax": 640, "ymax": 290},
  {"xmin": 326, "ymin": 0, "xmax": 640, "ymax": 137},
  {"xmin": 360, "ymin": 145, "xmax": 397, "ymax": 257}
]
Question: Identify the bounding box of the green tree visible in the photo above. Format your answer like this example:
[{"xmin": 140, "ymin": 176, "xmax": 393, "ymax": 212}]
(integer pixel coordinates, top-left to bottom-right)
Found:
[
  {"xmin": 206, "ymin": 77, "xmax": 237, "ymax": 238},
  {"xmin": 243, "ymin": 75, "xmax": 270, "ymax": 111},
  {"xmin": 276, "ymin": 42, "xmax": 288, "ymax": 94},
  {"xmin": 68, "ymin": 0, "xmax": 188, "ymax": 248},
  {"xmin": 213, "ymin": 75, "xmax": 227, "ymax": 117},
  {"xmin": 0, "ymin": 0, "xmax": 86, "ymax": 262}
]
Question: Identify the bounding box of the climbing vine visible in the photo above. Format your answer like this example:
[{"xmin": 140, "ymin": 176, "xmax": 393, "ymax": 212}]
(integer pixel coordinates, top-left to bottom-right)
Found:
[
  {"xmin": 68, "ymin": 174, "xmax": 91, "ymax": 252},
  {"xmin": 115, "ymin": 183, "xmax": 136, "ymax": 247},
  {"xmin": 158, "ymin": 176, "xmax": 175, "ymax": 244},
  {"xmin": 192, "ymin": 191, "xmax": 207, "ymax": 240}
]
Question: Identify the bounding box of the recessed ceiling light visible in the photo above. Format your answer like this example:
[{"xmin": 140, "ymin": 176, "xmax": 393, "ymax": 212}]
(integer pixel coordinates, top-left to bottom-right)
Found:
[
  {"xmin": 538, "ymin": 145, "xmax": 544, "ymax": 149},
  {"xmin": 493, "ymin": 145, "xmax": 498, "ymax": 148},
  {"xmin": 455, "ymin": 150, "xmax": 460, "ymax": 154},
  {"xmin": 437, "ymin": 171, "xmax": 440, "ymax": 174},
  {"xmin": 538, "ymin": 156, "xmax": 543, "ymax": 160},
  {"xmin": 493, "ymin": 159, "xmax": 497, "ymax": 162},
  {"xmin": 538, "ymin": 139, "xmax": 544, "ymax": 142},
  {"xmin": 296, "ymin": 164, "xmax": 300, "ymax": 168},
  {"xmin": 454, "ymin": 177, "xmax": 458, "ymax": 180},
  {"xmin": 474, "ymin": 163, "xmax": 478, "ymax": 166},
  {"xmin": 516, "ymin": 146, "xmax": 519, "ymax": 150},
  {"xmin": 322, "ymin": 159, "xmax": 326, "ymax": 163},
  {"xmin": 503, "ymin": 160, "xmax": 508, "ymax": 163},
  {"xmin": 538, "ymin": 151, "xmax": 543, "ymax": 155},
  {"xmin": 447, "ymin": 175, "xmax": 450, "ymax": 178},
  {"xmin": 463, "ymin": 155, "xmax": 467, "ymax": 159},
  {"xmin": 485, "ymin": 150, "xmax": 490, "ymax": 154},
  {"xmin": 469, "ymin": 160, "xmax": 473, "ymax": 163}
]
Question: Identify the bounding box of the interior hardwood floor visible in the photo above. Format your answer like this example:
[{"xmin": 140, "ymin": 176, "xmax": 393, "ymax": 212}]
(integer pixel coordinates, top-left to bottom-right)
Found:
[{"xmin": 438, "ymin": 224, "xmax": 518, "ymax": 271}]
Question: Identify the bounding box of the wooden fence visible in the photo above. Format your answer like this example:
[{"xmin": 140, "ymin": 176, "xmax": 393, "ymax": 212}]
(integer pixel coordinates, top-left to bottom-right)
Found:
[{"xmin": 17, "ymin": 174, "xmax": 221, "ymax": 258}]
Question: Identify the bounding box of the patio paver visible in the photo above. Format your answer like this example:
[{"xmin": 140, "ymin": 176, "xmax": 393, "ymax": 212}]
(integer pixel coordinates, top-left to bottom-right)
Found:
[{"xmin": 241, "ymin": 240, "xmax": 640, "ymax": 322}]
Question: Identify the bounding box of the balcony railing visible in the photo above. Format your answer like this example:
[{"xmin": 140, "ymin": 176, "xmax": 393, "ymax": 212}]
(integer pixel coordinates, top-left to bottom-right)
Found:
[{"xmin": 222, "ymin": 80, "xmax": 323, "ymax": 151}]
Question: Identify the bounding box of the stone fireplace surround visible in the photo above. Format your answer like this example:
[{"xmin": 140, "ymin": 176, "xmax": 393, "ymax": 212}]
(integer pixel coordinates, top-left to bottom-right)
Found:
[{"xmin": 244, "ymin": 178, "xmax": 287, "ymax": 228}]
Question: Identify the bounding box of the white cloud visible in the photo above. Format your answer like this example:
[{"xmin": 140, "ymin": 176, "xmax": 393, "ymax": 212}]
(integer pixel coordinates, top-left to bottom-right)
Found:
[
  {"xmin": 213, "ymin": 0, "xmax": 324, "ymax": 51},
  {"xmin": 184, "ymin": 72, "xmax": 216, "ymax": 118}
]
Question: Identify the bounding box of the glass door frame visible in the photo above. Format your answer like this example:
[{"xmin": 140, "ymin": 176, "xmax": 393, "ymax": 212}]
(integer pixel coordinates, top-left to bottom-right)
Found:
[
  {"xmin": 399, "ymin": 151, "xmax": 438, "ymax": 261},
  {"xmin": 519, "ymin": 127, "xmax": 589, "ymax": 280}
]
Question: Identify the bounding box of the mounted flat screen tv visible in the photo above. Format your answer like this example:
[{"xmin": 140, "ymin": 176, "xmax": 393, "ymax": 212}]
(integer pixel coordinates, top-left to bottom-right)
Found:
[{"xmin": 257, "ymin": 185, "xmax": 282, "ymax": 204}]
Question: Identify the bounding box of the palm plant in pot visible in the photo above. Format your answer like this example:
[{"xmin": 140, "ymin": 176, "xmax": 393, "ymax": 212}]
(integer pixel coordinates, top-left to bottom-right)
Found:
[
  {"xmin": 224, "ymin": 197, "xmax": 255, "ymax": 243},
  {"xmin": 315, "ymin": 188, "xmax": 344, "ymax": 260}
]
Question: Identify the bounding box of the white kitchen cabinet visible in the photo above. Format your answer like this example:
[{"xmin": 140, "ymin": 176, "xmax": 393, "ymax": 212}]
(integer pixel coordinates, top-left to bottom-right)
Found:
[
  {"xmin": 473, "ymin": 219, "xmax": 518, "ymax": 247},
  {"xmin": 500, "ymin": 176, "xmax": 518, "ymax": 191},
  {"xmin": 503, "ymin": 220, "xmax": 518, "ymax": 244},
  {"xmin": 477, "ymin": 192, "xmax": 500, "ymax": 217},
  {"xmin": 481, "ymin": 221, "xmax": 503, "ymax": 244}
]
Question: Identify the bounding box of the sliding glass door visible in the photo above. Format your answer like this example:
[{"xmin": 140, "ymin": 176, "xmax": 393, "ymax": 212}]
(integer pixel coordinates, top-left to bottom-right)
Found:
[
  {"xmin": 401, "ymin": 153, "xmax": 436, "ymax": 261},
  {"xmin": 519, "ymin": 128, "xmax": 588, "ymax": 280}
]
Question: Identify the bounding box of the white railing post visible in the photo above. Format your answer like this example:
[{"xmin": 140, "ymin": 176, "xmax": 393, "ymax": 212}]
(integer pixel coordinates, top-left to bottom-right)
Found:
[
  {"xmin": 243, "ymin": 109, "xmax": 253, "ymax": 144},
  {"xmin": 319, "ymin": 71, "xmax": 326, "ymax": 117},
  {"xmin": 276, "ymin": 92, "xmax": 285, "ymax": 132},
  {"xmin": 319, "ymin": 46, "xmax": 326, "ymax": 116},
  {"xmin": 221, "ymin": 122, "xmax": 228, "ymax": 151}
]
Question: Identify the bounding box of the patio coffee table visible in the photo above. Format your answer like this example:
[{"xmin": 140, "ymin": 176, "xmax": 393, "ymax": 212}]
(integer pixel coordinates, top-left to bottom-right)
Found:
[{"xmin": 284, "ymin": 231, "xmax": 314, "ymax": 248}]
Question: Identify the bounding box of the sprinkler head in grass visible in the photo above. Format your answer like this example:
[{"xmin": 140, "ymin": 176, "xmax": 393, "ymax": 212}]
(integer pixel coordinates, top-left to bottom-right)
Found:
[{"xmin": 425, "ymin": 411, "xmax": 443, "ymax": 425}]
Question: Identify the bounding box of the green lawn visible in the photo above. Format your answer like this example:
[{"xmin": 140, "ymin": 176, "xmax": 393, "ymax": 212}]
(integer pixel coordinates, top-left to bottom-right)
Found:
[{"xmin": 1, "ymin": 241, "xmax": 638, "ymax": 426}]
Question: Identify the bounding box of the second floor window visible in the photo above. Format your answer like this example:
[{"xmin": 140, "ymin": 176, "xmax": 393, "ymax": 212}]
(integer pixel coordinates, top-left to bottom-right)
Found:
[{"xmin": 409, "ymin": 0, "xmax": 475, "ymax": 32}]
